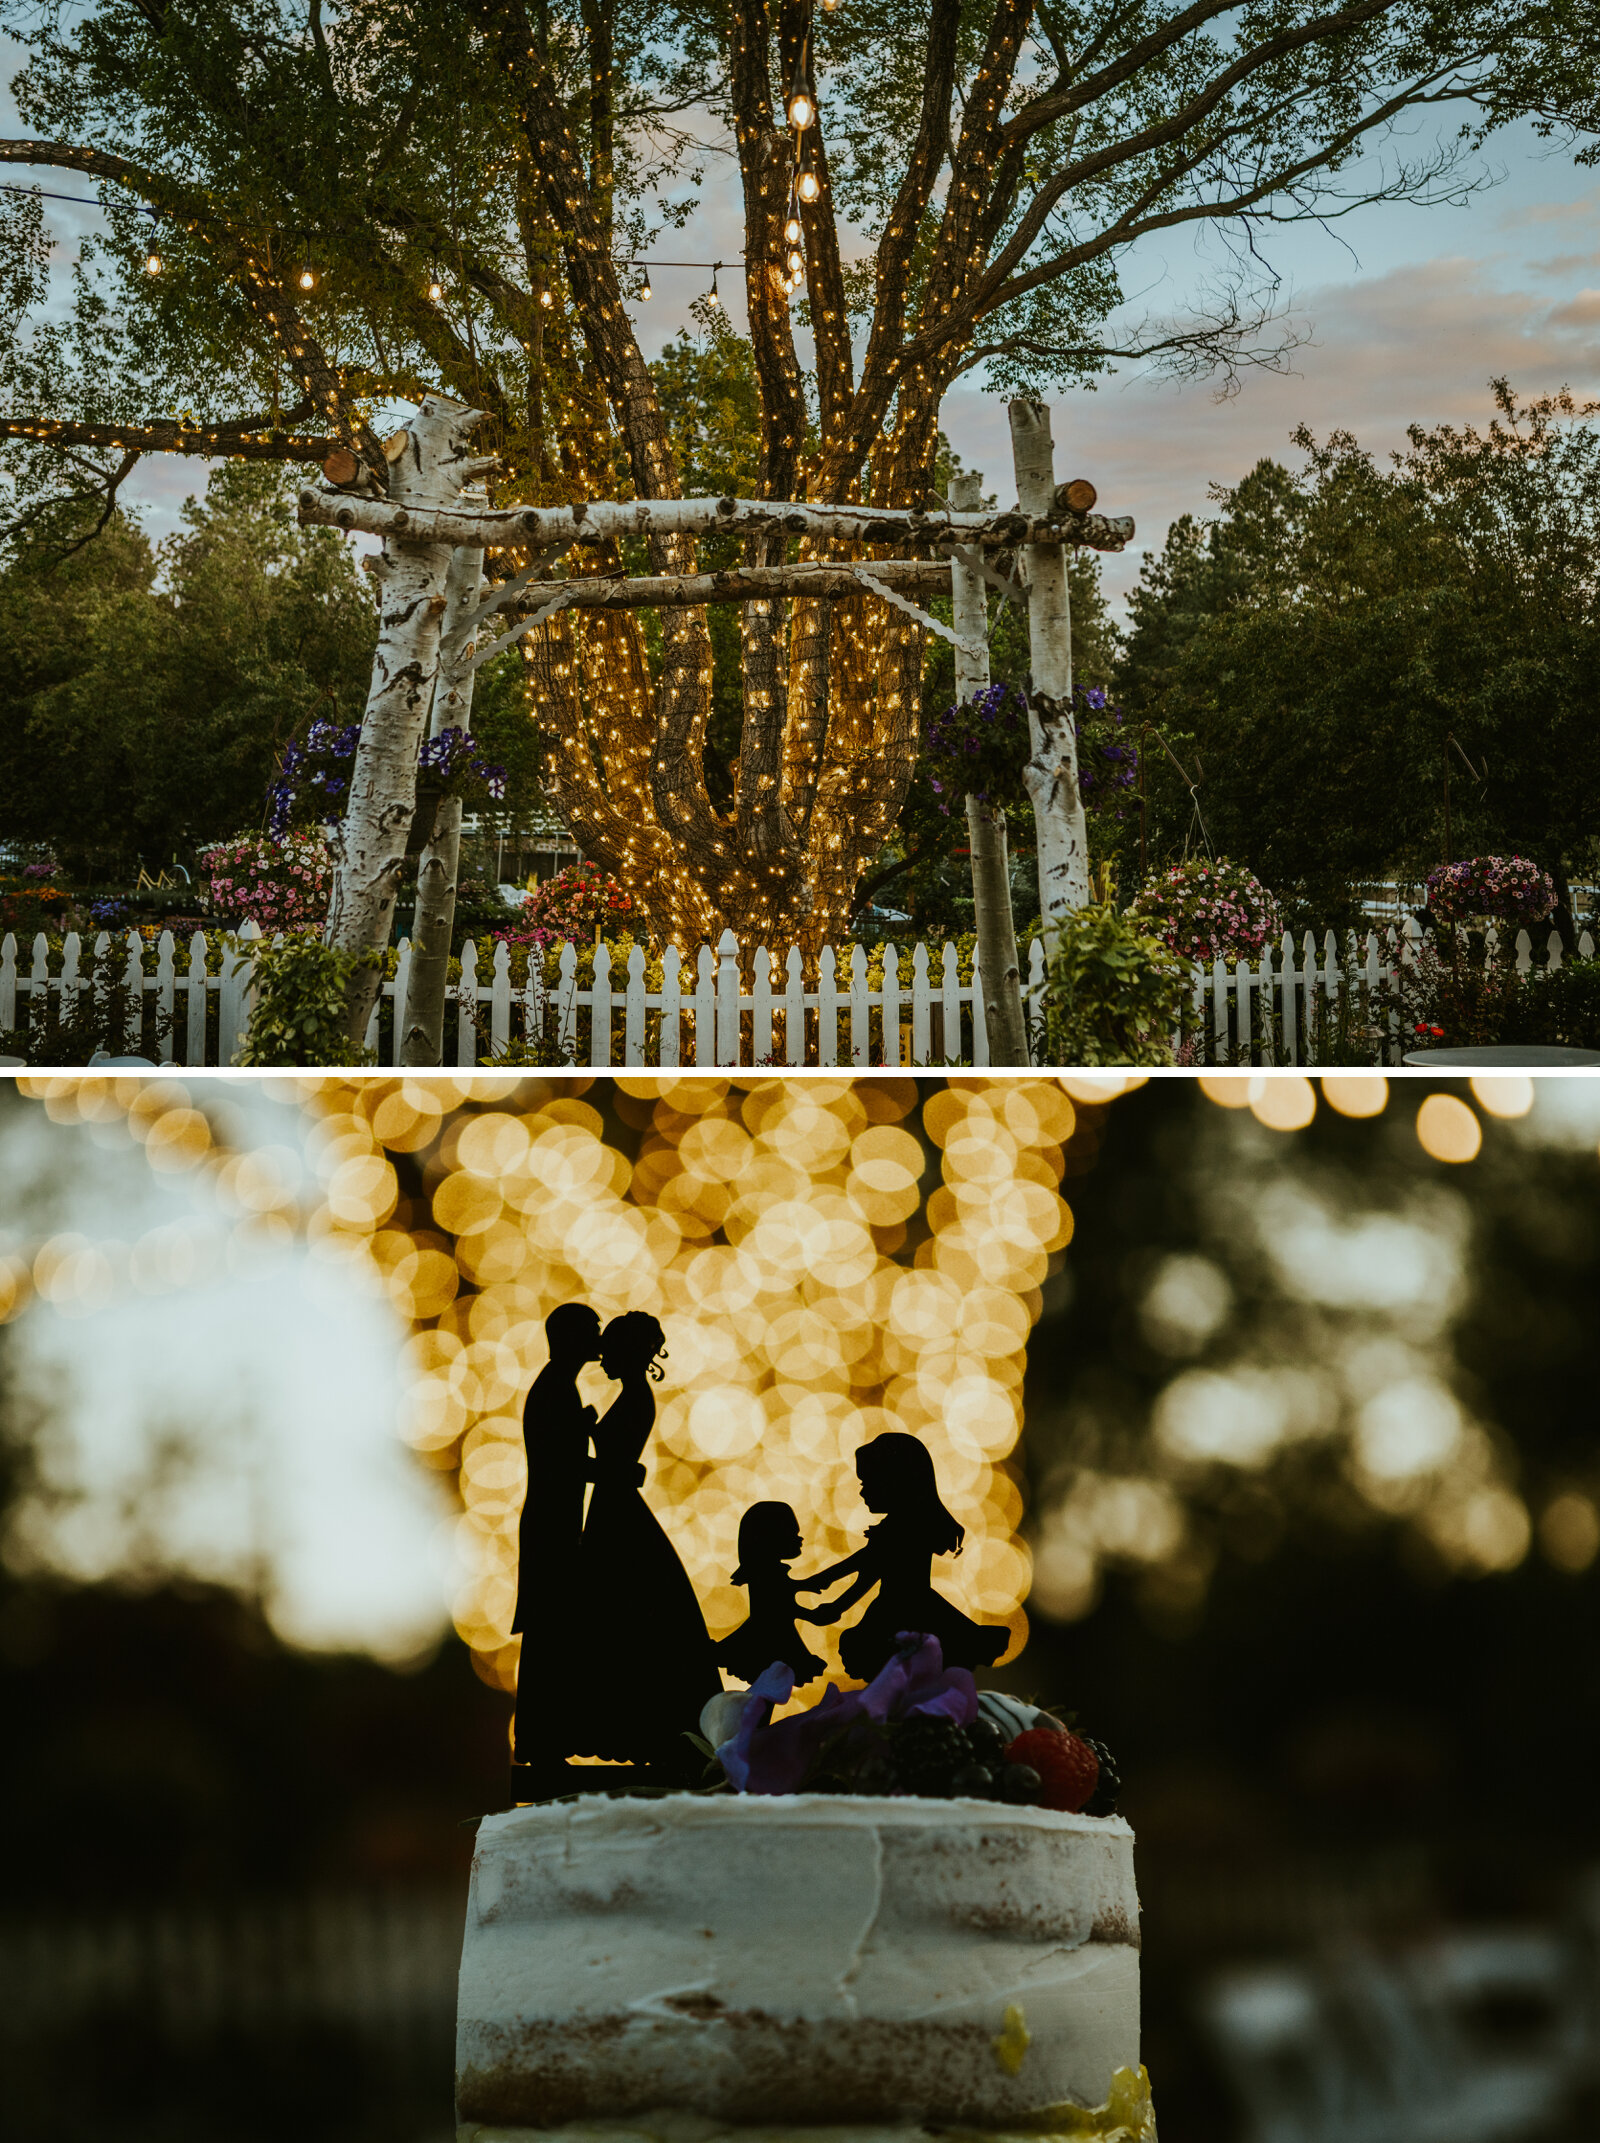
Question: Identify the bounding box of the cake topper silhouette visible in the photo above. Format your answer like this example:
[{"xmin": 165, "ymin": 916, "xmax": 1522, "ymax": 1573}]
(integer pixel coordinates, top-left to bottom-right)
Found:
[
  {"xmin": 510, "ymin": 1312, "xmax": 1006, "ymax": 1794},
  {"xmin": 794, "ymin": 1433, "xmax": 1008, "ymax": 1682},
  {"xmin": 716, "ymin": 1501, "xmax": 832, "ymax": 1687},
  {"xmin": 561, "ymin": 1311, "xmax": 721, "ymax": 1774},
  {"xmin": 511, "ymin": 1300, "xmax": 601, "ymax": 1768}
]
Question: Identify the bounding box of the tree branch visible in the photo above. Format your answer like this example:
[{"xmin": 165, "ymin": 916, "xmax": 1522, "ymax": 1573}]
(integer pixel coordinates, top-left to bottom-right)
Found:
[{"xmin": 0, "ymin": 135, "xmax": 386, "ymax": 479}]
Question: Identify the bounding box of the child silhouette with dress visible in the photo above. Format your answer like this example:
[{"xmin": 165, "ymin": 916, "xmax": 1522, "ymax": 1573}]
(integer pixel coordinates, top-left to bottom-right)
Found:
[
  {"xmin": 796, "ymin": 1432, "xmax": 1007, "ymax": 1683},
  {"xmin": 716, "ymin": 1501, "xmax": 831, "ymax": 1687}
]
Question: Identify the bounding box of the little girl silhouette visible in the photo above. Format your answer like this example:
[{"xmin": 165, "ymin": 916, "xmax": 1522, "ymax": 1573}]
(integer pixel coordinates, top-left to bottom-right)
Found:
[
  {"xmin": 717, "ymin": 1501, "xmax": 829, "ymax": 1687},
  {"xmin": 796, "ymin": 1433, "xmax": 1007, "ymax": 1683}
]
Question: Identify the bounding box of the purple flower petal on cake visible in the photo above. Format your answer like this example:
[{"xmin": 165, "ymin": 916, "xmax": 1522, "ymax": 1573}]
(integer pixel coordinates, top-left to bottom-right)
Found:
[{"xmin": 715, "ymin": 1661, "xmax": 798, "ymax": 1790}]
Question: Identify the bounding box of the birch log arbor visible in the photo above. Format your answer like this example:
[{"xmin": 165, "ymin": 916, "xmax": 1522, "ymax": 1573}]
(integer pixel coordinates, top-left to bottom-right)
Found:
[{"xmin": 0, "ymin": 0, "xmax": 1586, "ymax": 951}]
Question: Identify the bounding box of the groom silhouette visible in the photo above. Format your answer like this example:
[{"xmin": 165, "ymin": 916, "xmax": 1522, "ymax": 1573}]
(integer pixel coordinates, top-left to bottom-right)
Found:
[{"xmin": 511, "ymin": 1301, "xmax": 603, "ymax": 1764}]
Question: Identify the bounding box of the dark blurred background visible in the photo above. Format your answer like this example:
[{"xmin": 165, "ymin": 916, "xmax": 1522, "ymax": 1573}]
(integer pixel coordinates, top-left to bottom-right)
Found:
[{"xmin": 2, "ymin": 1074, "xmax": 1598, "ymax": 2143}]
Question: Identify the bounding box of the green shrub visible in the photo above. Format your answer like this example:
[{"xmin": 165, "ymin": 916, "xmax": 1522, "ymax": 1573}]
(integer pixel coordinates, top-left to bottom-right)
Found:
[
  {"xmin": 1499, "ymin": 956, "xmax": 1600, "ymax": 1049},
  {"xmin": 234, "ymin": 935, "xmax": 380, "ymax": 1066},
  {"xmin": 1042, "ymin": 902, "xmax": 1184, "ymax": 1066},
  {"xmin": 0, "ymin": 947, "xmax": 171, "ymax": 1066}
]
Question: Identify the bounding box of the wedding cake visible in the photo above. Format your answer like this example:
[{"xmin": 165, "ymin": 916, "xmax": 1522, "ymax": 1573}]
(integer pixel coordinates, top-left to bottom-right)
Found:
[
  {"xmin": 470, "ymin": 1315, "xmax": 1147, "ymax": 2139},
  {"xmin": 455, "ymin": 1789, "xmax": 1141, "ymax": 2135}
]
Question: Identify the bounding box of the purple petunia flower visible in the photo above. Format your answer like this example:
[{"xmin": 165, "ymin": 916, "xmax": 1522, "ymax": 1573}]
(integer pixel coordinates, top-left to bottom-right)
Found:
[{"xmin": 717, "ymin": 1632, "xmax": 977, "ymax": 1794}]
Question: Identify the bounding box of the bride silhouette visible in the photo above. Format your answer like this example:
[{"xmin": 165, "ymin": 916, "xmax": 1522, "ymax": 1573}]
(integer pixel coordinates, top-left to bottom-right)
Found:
[
  {"xmin": 567, "ymin": 1310, "xmax": 720, "ymax": 1765},
  {"xmin": 797, "ymin": 1432, "xmax": 1007, "ymax": 1682}
]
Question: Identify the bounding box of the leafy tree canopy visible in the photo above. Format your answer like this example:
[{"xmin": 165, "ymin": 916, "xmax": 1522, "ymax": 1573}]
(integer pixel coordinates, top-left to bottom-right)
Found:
[
  {"xmin": 0, "ymin": 462, "xmax": 374, "ymax": 875},
  {"xmin": 1115, "ymin": 382, "xmax": 1600, "ymax": 926}
]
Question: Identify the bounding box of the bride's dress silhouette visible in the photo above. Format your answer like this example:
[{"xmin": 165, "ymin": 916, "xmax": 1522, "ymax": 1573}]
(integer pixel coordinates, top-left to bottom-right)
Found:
[{"xmin": 568, "ymin": 1311, "xmax": 720, "ymax": 1763}]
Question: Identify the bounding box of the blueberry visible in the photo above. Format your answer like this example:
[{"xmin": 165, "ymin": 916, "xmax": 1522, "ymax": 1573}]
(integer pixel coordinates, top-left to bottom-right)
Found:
[
  {"xmin": 950, "ymin": 1761, "xmax": 998, "ymax": 1797},
  {"xmin": 999, "ymin": 1763, "xmax": 1043, "ymax": 1804},
  {"xmin": 966, "ymin": 1716, "xmax": 1008, "ymax": 1757}
]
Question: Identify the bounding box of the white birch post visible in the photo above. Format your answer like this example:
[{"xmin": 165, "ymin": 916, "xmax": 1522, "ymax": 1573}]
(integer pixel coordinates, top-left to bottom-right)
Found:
[
  {"xmin": 399, "ymin": 513, "xmax": 486, "ymax": 1066},
  {"xmin": 1008, "ymin": 399, "xmax": 1091, "ymax": 922},
  {"xmin": 950, "ymin": 470, "xmax": 1029, "ymax": 1066},
  {"xmin": 324, "ymin": 395, "xmax": 496, "ymax": 1045}
]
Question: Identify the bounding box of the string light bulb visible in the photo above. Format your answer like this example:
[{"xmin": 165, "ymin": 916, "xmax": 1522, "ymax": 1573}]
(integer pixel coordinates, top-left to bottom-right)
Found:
[
  {"xmin": 784, "ymin": 208, "xmax": 802, "ymax": 244},
  {"xmin": 427, "ymin": 275, "xmax": 444, "ymax": 300},
  {"xmin": 707, "ymin": 263, "xmax": 721, "ymax": 309},
  {"xmin": 639, "ymin": 267, "xmax": 653, "ymax": 300},
  {"xmin": 297, "ymin": 266, "xmax": 316, "ymax": 291},
  {"xmin": 538, "ymin": 284, "xmax": 554, "ymax": 308},
  {"xmin": 786, "ymin": 51, "xmax": 814, "ymax": 129},
  {"xmin": 787, "ymin": 248, "xmax": 804, "ymax": 278},
  {"xmin": 797, "ymin": 160, "xmax": 821, "ymax": 204},
  {"xmin": 144, "ymin": 249, "xmax": 162, "ymax": 275}
]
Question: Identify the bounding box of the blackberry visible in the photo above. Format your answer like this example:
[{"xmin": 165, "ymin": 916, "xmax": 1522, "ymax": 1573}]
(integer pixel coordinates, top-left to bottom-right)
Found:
[
  {"xmin": 1082, "ymin": 1736, "xmax": 1120, "ymax": 1816},
  {"xmin": 892, "ymin": 1717, "xmax": 970, "ymax": 1796}
]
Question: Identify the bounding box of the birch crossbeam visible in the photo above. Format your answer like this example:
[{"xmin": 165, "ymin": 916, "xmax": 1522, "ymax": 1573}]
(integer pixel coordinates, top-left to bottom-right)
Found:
[
  {"xmin": 487, "ymin": 558, "xmax": 954, "ymax": 616},
  {"xmin": 296, "ymin": 486, "xmax": 1135, "ymax": 554}
]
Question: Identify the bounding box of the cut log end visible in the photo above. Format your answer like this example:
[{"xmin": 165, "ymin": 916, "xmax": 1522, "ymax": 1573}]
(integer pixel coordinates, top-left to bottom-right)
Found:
[
  {"xmin": 321, "ymin": 447, "xmax": 361, "ymax": 486},
  {"xmin": 1058, "ymin": 478, "xmax": 1098, "ymax": 514}
]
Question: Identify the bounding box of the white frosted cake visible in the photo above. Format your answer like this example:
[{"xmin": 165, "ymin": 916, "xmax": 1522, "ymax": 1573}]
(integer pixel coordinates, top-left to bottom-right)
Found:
[{"xmin": 455, "ymin": 1792, "xmax": 1141, "ymax": 2132}]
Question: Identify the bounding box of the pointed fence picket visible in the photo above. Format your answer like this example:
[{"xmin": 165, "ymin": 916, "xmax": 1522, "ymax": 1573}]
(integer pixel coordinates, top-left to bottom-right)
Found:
[
  {"xmin": 1179, "ymin": 920, "xmax": 1598, "ymax": 1066},
  {"xmin": 0, "ymin": 915, "xmax": 1590, "ymax": 1068}
]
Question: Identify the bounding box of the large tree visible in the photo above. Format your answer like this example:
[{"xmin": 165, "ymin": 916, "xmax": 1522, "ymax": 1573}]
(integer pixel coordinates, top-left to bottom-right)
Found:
[
  {"xmin": 0, "ymin": 462, "xmax": 377, "ymax": 874},
  {"xmin": 2, "ymin": 0, "xmax": 1594, "ymax": 946},
  {"xmin": 1117, "ymin": 383, "xmax": 1600, "ymax": 925}
]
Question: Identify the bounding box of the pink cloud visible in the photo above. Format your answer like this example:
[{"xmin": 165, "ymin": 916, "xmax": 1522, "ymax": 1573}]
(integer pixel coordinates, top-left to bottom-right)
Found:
[{"xmin": 940, "ymin": 252, "xmax": 1600, "ymax": 604}]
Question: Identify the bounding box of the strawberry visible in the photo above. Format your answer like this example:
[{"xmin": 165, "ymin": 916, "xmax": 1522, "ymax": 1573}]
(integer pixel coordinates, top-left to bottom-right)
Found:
[{"xmin": 1006, "ymin": 1727, "xmax": 1100, "ymax": 1813}]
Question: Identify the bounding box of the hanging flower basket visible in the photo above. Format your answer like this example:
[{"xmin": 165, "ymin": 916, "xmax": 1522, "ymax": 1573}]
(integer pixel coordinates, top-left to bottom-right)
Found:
[
  {"xmin": 268, "ymin": 720, "xmax": 506, "ymax": 842},
  {"xmin": 920, "ymin": 684, "xmax": 1139, "ymax": 817},
  {"xmin": 1128, "ymin": 856, "xmax": 1280, "ymax": 966},
  {"xmin": 1425, "ymin": 855, "xmax": 1556, "ymax": 930}
]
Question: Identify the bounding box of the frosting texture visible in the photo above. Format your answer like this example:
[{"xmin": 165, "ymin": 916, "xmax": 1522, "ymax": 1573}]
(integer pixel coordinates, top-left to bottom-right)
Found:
[{"xmin": 456, "ymin": 1794, "xmax": 1139, "ymax": 2126}]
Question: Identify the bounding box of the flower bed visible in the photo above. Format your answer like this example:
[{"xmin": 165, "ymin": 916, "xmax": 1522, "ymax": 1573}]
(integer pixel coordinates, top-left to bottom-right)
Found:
[{"xmin": 0, "ymin": 864, "xmax": 69, "ymax": 940}]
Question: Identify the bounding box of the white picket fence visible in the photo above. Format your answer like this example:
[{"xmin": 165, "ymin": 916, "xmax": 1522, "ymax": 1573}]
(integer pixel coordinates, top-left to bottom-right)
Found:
[
  {"xmin": 1183, "ymin": 918, "xmax": 1597, "ymax": 1067},
  {"xmin": 1, "ymin": 915, "xmax": 1590, "ymax": 1068},
  {"xmin": 0, "ymin": 923, "xmax": 1052, "ymax": 1068}
]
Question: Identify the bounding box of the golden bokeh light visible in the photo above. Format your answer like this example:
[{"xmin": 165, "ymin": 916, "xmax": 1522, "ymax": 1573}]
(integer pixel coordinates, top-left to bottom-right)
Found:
[
  {"xmin": 1250, "ymin": 1077, "xmax": 1316, "ymax": 1132},
  {"xmin": 1322, "ymin": 1075, "xmax": 1388, "ymax": 1118},
  {"xmin": 1415, "ymin": 1091, "xmax": 1482, "ymax": 1164},
  {"xmin": 297, "ymin": 1075, "xmax": 1101, "ymax": 1692},
  {"xmin": 1469, "ymin": 1075, "xmax": 1534, "ymax": 1120},
  {"xmin": 1197, "ymin": 1076, "xmax": 1254, "ymax": 1109},
  {"xmin": 1539, "ymin": 1491, "xmax": 1600, "ymax": 1573}
]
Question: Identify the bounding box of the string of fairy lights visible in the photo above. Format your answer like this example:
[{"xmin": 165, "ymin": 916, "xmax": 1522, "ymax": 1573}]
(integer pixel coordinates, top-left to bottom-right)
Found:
[{"xmin": 8, "ymin": 3, "xmax": 908, "ymax": 943}]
